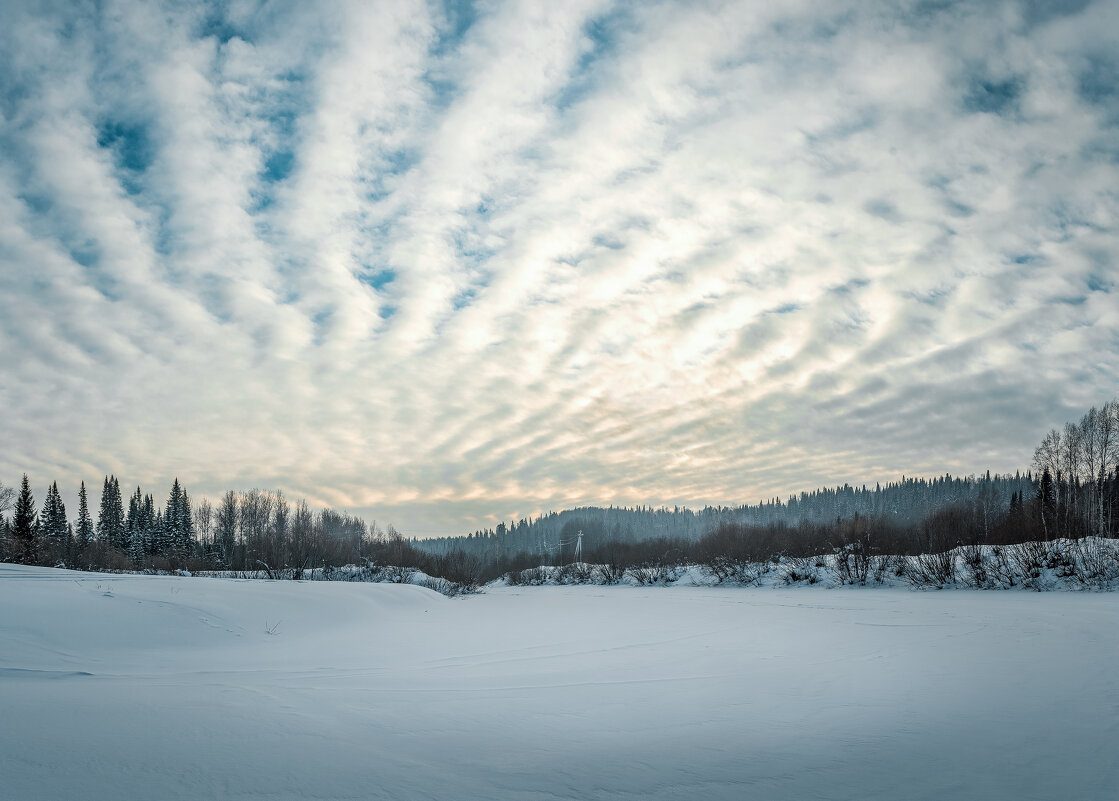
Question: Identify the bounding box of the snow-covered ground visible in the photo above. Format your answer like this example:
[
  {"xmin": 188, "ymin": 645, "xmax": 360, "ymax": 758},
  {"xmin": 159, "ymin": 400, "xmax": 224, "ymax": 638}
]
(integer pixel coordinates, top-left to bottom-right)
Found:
[{"xmin": 2, "ymin": 563, "xmax": 1116, "ymax": 800}]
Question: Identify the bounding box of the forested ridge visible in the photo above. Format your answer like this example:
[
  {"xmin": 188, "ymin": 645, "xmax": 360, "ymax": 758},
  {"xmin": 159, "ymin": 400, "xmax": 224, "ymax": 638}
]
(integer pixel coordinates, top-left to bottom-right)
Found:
[
  {"xmin": 2, "ymin": 398, "xmax": 1118, "ymax": 588},
  {"xmin": 413, "ymin": 472, "xmax": 1037, "ymax": 562}
]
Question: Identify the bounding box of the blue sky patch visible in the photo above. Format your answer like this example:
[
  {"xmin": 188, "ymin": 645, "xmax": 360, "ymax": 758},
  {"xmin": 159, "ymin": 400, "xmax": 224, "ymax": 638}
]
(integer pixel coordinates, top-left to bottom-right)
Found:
[
  {"xmin": 362, "ymin": 269, "xmax": 397, "ymax": 291},
  {"xmin": 263, "ymin": 150, "xmax": 294, "ymax": 183},
  {"xmin": 963, "ymin": 76, "xmax": 1022, "ymax": 115},
  {"xmin": 96, "ymin": 120, "xmax": 153, "ymax": 175},
  {"xmin": 550, "ymin": 6, "xmax": 634, "ymax": 111}
]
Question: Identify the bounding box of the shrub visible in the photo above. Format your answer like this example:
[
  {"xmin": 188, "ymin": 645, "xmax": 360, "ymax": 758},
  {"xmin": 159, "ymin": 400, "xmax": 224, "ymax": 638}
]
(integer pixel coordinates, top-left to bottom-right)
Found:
[
  {"xmin": 595, "ymin": 561, "xmax": 627, "ymax": 584},
  {"xmin": 829, "ymin": 541, "xmax": 871, "ymax": 585},
  {"xmin": 905, "ymin": 550, "xmax": 957, "ymax": 589},
  {"xmin": 779, "ymin": 556, "xmax": 821, "ymax": 585}
]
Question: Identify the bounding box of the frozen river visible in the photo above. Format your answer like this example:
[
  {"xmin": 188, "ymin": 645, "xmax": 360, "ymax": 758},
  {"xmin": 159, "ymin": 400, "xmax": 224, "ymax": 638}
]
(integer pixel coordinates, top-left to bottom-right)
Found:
[{"xmin": 1, "ymin": 563, "xmax": 1116, "ymax": 800}]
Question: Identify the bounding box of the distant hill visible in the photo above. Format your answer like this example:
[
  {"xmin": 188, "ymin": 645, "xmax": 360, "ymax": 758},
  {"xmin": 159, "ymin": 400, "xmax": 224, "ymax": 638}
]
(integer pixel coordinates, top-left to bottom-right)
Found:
[{"xmin": 414, "ymin": 471, "xmax": 1036, "ymax": 561}]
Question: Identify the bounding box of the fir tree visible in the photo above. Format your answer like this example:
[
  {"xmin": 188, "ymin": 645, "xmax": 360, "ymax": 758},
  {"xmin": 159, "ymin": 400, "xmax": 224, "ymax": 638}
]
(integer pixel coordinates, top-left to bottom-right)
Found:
[{"xmin": 12, "ymin": 474, "xmax": 39, "ymax": 565}]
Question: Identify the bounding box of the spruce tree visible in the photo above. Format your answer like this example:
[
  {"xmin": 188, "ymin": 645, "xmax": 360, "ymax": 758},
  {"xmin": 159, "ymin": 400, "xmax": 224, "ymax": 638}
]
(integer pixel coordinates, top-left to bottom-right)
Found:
[
  {"xmin": 97, "ymin": 476, "xmax": 126, "ymax": 550},
  {"xmin": 75, "ymin": 481, "xmax": 94, "ymax": 552},
  {"xmin": 12, "ymin": 474, "xmax": 39, "ymax": 565},
  {"xmin": 142, "ymin": 494, "xmax": 156, "ymax": 555},
  {"xmin": 177, "ymin": 484, "xmax": 194, "ymax": 556},
  {"xmin": 40, "ymin": 482, "xmax": 69, "ymax": 564},
  {"xmin": 96, "ymin": 477, "xmax": 110, "ymax": 542},
  {"xmin": 41, "ymin": 482, "xmax": 68, "ymax": 544},
  {"xmin": 41, "ymin": 483, "xmax": 58, "ymax": 541},
  {"xmin": 112, "ymin": 477, "xmax": 125, "ymax": 549},
  {"xmin": 128, "ymin": 512, "xmax": 145, "ymax": 567},
  {"xmin": 126, "ymin": 486, "xmax": 142, "ymax": 559},
  {"xmin": 154, "ymin": 509, "xmax": 166, "ymax": 554},
  {"xmin": 165, "ymin": 479, "xmax": 182, "ymax": 554},
  {"xmin": 163, "ymin": 479, "xmax": 194, "ymax": 557},
  {"xmin": 64, "ymin": 522, "xmax": 74, "ymax": 568}
]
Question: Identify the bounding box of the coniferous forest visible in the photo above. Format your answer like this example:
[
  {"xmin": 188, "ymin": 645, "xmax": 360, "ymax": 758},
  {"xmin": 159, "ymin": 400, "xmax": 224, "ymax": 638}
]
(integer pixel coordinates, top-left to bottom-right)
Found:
[{"xmin": 3, "ymin": 398, "xmax": 1119, "ymax": 589}]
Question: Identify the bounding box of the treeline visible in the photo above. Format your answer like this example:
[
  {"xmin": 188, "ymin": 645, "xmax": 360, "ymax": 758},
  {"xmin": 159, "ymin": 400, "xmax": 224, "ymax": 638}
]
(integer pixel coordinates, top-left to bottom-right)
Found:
[
  {"xmin": 409, "ymin": 398, "xmax": 1119, "ymax": 586},
  {"xmin": 414, "ymin": 472, "xmax": 1037, "ymax": 564},
  {"xmin": 1, "ymin": 474, "xmax": 204, "ymax": 570},
  {"xmin": 3, "ymin": 398, "xmax": 1117, "ymax": 590},
  {"xmin": 0, "ymin": 475, "xmax": 482, "ymax": 583},
  {"xmin": 1031, "ymin": 399, "xmax": 1119, "ymax": 540},
  {"xmin": 0, "ymin": 477, "xmax": 378, "ymax": 573}
]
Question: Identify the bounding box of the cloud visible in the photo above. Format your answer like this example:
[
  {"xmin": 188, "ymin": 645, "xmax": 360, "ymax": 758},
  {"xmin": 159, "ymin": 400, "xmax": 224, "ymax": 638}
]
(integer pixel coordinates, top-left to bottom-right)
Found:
[{"xmin": 1, "ymin": 0, "xmax": 1117, "ymax": 535}]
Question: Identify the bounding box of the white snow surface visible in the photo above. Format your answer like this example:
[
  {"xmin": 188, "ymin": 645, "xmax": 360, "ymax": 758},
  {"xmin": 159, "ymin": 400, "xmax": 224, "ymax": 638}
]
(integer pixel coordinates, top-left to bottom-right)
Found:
[{"xmin": 1, "ymin": 563, "xmax": 1117, "ymax": 800}]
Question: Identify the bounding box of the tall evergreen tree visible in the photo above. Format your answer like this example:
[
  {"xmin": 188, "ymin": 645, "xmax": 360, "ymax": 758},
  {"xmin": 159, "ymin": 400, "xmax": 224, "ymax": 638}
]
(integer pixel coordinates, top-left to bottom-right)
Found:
[
  {"xmin": 12, "ymin": 474, "xmax": 39, "ymax": 564},
  {"xmin": 97, "ymin": 476, "xmax": 125, "ymax": 550},
  {"xmin": 154, "ymin": 509, "xmax": 166, "ymax": 555},
  {"xmin": 142, "ymin": 494, "xmax": 157, "ymax": 555},
  {"xmin": 40, "ymin": 482, "xmax": 69, "ymax": 565},
  {"xmin": 178, "ymin": 486, "xmax": 194, "ymax": 555},
  {"xmin": 41, "ymin": 482, "xmax": 68, "ymax": 544},
  {"xmin": 126, "ymin": 486, "xmax": 143, "ymax": 559},
  {"xmin": 164, "ymin": 479, "xmax": 194, "ymax": 557},
  {"xmin": 75, "ymin": 481, "xmax": 94, "ymax": 552},
  {"xmin": 128, "ymin": 511, "xmax": 145, "ymax": 566}
]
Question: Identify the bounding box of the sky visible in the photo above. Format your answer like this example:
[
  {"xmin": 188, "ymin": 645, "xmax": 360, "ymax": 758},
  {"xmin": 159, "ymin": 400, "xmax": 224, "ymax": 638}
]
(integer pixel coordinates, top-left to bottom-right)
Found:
[{"xmin": 1, "ymin": 0, "xmax": 1117, "ymax": 537}]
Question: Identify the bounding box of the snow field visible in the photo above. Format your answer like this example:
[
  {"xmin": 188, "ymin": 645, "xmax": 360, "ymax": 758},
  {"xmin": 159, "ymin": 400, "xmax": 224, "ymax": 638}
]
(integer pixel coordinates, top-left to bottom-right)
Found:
[{"xmin": 1, "ymin": 563, "xmax": 1117, "ymax": 800}]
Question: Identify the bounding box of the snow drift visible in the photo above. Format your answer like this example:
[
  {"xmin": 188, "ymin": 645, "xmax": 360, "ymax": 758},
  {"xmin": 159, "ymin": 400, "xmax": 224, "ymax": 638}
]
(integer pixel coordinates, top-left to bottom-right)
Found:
[{"xmin": 2, "ymin": 562, "xmax": 1117, "ymax": 800}]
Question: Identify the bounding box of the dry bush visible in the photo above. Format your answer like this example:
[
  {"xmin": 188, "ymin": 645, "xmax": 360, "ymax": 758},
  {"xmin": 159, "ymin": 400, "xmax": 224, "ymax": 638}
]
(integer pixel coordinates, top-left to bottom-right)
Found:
[
  {"xmin": 433, "ymin": 551, "xmax": 485, "ymax": 590},
  {"xmin": 626, "ymin": 562, "xmax": 680, "ymax": 586},
  {"xmin": 905, "ymin": 550, "xmax": 957, "ymax": 589},
  {"xmin": 703, "ymin": 556, "xmax": 769, "ymax": 586},
  {"xmin": 870, "ymin": 553, "xmax": 901, "ymax": 584},
  {"xmin": 828, "ymin": 542, "xmax": 871, "ymax": 585},
  {"xmin": 1006, "ymin": 540, "xmax": 1067, "ymax": 590},
  {"xmin": 958, "ymin": 543, "xmax": 991, "ymax": 589},
  {"xmin": 1067, "ymin": 538, "xmax": 1119, "ymax": 589},
  {"xmin": 779, "ymin": 556, "xmax": 821, "ymax": 585},
  {"xmin": 595, "ymin": 561, "xmax": 627, "ymax": 584},
  {"xmin": 554, "ymin": 562, "xmax": 594, "ymax": 584},
  {"xmin": 506, "ymin": 566, "xmax": 548, "ymax": 586},
  {"xmin": 379, "ymin": 564, "xmax": 417, "ymax": 584}
]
